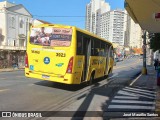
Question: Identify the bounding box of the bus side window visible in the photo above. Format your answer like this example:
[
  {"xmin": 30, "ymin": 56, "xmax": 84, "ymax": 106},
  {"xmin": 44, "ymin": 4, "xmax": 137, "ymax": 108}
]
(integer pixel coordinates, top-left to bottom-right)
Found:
[
  {"xmin": 91, "ymin": 48, "xmax": 94, "ymax": 55},
  {"xmin": 110, "ymin": 47, "xmax": 114, "ymax": 59},
  {"xmin": 95, "ymin": 48, "xmax": 99, "ymax": 56},
  {"xmin": 104, "ymin": 44, "xmax": 109, "ymax": 57},
  {"xmin": 99, "ymin": 49, "xmax": 104, "ymax": 56},
  {"xmin": 100, "ymin": 41, "xmax": 105, "ymax": 56},
  {"xmin": 94, "ymin": 39, "xmax": 100, "ymax": 56},
  {"xmin": 76, "ymin": 32, "xmax": 83, "ymax": 55}
]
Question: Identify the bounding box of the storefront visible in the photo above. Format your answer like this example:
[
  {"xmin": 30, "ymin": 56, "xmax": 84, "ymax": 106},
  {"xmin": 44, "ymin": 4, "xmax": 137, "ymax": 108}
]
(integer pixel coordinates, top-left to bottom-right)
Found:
[{"xmin": 0, "ymin": 49, "xmax": 25, "ymax": 68}]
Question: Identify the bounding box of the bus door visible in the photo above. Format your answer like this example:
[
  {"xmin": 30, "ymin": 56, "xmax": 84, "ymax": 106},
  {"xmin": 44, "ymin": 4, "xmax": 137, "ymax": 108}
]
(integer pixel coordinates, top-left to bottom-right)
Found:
[
  {"xmin": 105, "ymin": 44, "xmax": 110, "ymax": 75},
  {"xmin": 82, "ymin": 37, "xmax": 91, "ymax": 81}
]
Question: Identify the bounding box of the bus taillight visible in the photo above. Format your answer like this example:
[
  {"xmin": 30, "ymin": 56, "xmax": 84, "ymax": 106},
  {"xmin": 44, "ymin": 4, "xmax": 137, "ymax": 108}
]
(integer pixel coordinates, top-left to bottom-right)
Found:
[
  {"xmin": 25, "ymin": 53, "xmax": 29, "ymax": 68},
  {"xmin": 66, "ymin": 57, "xmax": 74, "ymax": 73}
]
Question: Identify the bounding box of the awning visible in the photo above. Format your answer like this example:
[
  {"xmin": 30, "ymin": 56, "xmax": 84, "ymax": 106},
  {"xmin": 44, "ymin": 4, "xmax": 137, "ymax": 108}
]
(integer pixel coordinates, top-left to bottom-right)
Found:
[{"xmin": 125, "ymin": 0, "xmax": 160, "ymax": 33}]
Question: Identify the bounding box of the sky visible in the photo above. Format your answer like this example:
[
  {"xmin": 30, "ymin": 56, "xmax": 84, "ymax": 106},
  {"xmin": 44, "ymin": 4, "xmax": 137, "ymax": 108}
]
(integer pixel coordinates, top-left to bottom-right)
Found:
[{"xmin": 4, "ymin": 0, "xmax": 124, "ymax": 29}]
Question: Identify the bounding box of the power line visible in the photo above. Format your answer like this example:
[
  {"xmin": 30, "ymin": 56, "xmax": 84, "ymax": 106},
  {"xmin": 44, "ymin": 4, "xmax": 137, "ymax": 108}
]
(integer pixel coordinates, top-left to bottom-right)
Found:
[{"xmin": 33, "ymin": 15, "xmax": 87, "ymax": 18}]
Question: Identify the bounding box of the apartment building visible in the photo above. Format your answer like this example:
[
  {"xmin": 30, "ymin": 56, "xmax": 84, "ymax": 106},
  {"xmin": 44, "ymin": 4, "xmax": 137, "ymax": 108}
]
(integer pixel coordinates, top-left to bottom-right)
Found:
[
  {"xmin": 0, "ymin": 1, "xmax": 32, "ymax": 68},
  {"xmin": 101, "ymin": 9, "xmax": 126, "ymax": 45},
  {"xmin": 85, "ymin": 0, "xmax": 110, "ymax": 35},
  {"xmin": 86, "ymin": 0, "xmax": 142, "ymax": 48},
  {"xmin": 85, "ymin": 0, "xmax": 126, "ymax": 46},
  {"xmin": 125, "ymin": 15, "xmax": 143, "ymax": 48}
]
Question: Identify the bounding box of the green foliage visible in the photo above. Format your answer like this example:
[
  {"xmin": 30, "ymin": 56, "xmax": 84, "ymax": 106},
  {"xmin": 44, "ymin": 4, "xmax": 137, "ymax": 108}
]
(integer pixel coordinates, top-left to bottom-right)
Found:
[{"xmin": 149, "ymin": 33, "xmax": 160, "ymax": 52}]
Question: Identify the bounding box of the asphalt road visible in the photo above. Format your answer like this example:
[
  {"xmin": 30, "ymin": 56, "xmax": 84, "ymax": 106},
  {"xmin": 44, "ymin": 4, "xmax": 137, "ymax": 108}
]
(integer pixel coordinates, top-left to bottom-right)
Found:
[{"xmin": 0, "ymin": 57, "xmax": 143, "ymax": 118}]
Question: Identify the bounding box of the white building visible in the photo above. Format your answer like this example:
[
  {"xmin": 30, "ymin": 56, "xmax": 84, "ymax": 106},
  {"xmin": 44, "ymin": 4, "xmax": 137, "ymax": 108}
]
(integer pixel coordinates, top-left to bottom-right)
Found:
[
  {"xmin": 101, "ymin": 9, "xmax": 126, "ymax": 45},
  {"xmin": 85, "ymin": 0, "xmax": 126, "ymax": 46},
  {"xmin": 33, "ymin": 19, "xmax": 51, "ymax": 26},
  {"xmin": 0, "ymin": 1, "xmax": 32, "ymax": 68},
  {"xmin": 125, "ymin": 15, "xmax": 143, "ymax": 48},
  {"xmin": 85, "ymin": 0, "xmax": 110, "ymax": 35}
]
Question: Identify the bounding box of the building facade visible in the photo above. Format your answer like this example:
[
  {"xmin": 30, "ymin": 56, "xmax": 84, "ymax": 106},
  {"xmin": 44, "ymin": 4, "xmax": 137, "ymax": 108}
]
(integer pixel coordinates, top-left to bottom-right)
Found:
[
  {"xmin": 124, "ymin": 15, "xmax": 143, "ymax": 48},
  {"xmin": 85, "ymin": 0, "xmax": 110, "ymax": 35},
  {"xmin": 85, "ymin": 0, "xmax": 126, "ymax": 46},
  {"xmin": 101, "ymin": 9, "xmax": 126, "ymax": 46},
  {"xmin": 0, "ymin": 1, "xmax": 32, "ymax": 68}
]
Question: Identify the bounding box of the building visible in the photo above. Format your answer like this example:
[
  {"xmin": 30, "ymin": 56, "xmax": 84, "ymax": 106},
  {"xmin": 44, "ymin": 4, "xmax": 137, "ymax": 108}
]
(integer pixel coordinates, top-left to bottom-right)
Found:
[
  {"xmin": 85, "ymin": 0, "xmax": 126, "ymax": 46},
  {"xmin": 0, "ymin": 1, "xmax": 32, "ymax": 68},
  {"xmin": 85, "ymin": 0, "xmax": 110, "ymax": 35},
  {"xmin": 125, "ymin": 15, "xmax": 143, "ymax": 48},
  {"xmin": 101, "ymin": 9, "xmax": 126, "ymax": 45},
  {"xmin": 33, "ymin": 19, "xmax": 51, "ymax": 26}
]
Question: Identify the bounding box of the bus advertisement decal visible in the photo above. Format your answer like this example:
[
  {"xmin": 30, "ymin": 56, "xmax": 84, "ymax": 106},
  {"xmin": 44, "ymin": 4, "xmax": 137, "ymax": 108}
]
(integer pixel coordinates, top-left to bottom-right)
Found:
[
  {"xmin": 31, "ymin": 50, "xmax": 40, "ymax": 54},
  {"xmin": 29, "ymin": 65, "xmax": 34, "ymax": 71},
  {"xmin": 32, "ymin": 48, "xmax": 65, "ymax": 53},
  {"xmin": 44, "ymin": 57, "xmax": 50, "ymax": 64},
  {"xmin": 56, "ymin": 63, "xmax": 64, "ymax": 67}
]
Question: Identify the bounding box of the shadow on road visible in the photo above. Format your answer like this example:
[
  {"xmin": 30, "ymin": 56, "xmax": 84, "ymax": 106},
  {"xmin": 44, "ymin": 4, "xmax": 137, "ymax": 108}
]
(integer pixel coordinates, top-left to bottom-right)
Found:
[
  {"xmin": 34, "ymin": 77, "xmax": 106, "ymax": 91},
  {"xmin": 68, "ymin": 65, "xmax": 142, "ymax": 119},
  {"xmin": 32, "ymin": 62, "xmax": 142, "ymax": 119}
]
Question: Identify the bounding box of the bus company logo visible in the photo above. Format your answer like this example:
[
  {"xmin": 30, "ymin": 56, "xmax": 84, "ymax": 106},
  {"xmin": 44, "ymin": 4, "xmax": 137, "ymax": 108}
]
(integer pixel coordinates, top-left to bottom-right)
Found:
[
  {"xmin": 44, "ymin": 57, "xmax": 50, "ymax": 64},
  {"xmin": 56, "ymin": 63, "xmax": 64, "ymax": 67}
]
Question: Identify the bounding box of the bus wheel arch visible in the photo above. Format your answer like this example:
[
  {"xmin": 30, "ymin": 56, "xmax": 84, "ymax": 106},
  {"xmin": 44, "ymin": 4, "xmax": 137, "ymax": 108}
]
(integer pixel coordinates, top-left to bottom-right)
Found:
[{"xmin": 108, "ymin": 67, "xmax": 112, "ymax": 75}]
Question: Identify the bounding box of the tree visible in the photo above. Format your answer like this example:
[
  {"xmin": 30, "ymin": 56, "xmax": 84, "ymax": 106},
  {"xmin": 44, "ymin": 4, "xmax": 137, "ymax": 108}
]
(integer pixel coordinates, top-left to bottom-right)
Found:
[{"xmin": 149, "ymin": 33, "xmax": 160, "ymax": 52}]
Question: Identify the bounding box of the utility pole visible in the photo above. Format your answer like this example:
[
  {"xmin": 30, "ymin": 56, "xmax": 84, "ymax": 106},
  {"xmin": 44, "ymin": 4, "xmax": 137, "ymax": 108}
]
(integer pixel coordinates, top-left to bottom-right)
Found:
[{"xmin": 142, "ymin": 30, "xmax": 147, "ymax": 75}]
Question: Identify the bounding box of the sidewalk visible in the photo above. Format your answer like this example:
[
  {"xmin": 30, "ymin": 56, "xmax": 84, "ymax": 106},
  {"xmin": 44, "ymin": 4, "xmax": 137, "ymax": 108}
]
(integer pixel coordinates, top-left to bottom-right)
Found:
[
  {"xmin": 0, "ymin": 67, "xmax": 24, "ymax": 72},
  {"xmin": 131, "ymin": 65, "xmax": 159, "ymax": 112},
  {"xmin": 109, "ymin": 65, "xmax": 160, "ymax": 120}
]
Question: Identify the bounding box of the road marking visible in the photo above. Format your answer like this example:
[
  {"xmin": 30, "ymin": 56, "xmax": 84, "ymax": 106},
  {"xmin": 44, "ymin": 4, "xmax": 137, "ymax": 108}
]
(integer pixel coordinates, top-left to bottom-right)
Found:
[
  {"xmin": 123, "ymin": 88, "xmax": 156, "ymax": 97},
  {"xmin": 129, "ymin": 74, "xmax": 142, "ymax": 86},
  {"xmin": 125, "ymin": 87, "xmax": 156, "ymax": 94},
  {"xmin": 134, "ymin": 86, "xmax": 156, "ymax": 90},
  {"xmin": 114, "ymin": 96, "xmax": 139, "ymax": 99},
  {"xmin": 118, "ymin": 90, "xmax": 155, "ymax": 99},
  {"xmin": 0, "ymin": 89, "xmax": 9, "ymax": 92},
  {"xmin": 111, "ymin": 100, "xmax": 155, "ymax": 105},
  {"xmin": 108, "ymin": 105, "xmax": 155, "ymax": 110}
]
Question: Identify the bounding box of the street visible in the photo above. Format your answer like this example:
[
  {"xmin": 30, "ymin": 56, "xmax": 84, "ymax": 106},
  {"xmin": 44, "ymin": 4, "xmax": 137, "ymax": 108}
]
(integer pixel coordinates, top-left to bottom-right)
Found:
[{"xmin": 0, "ymin": 57, "xmax": 151, "ymax": 119}]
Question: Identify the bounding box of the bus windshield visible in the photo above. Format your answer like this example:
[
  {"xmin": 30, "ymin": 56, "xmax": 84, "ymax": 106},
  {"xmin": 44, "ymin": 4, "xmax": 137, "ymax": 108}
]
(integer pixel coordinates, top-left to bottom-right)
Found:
[{"xmin": 30, "ymin": 27, "xmax": 72, "ymax": 47}]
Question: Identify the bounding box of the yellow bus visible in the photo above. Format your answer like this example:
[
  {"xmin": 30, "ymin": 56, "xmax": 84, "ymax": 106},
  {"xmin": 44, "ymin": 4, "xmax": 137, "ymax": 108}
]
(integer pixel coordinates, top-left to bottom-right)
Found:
[{"xmin": 25, "ymin": 24, "xmax": 114, "ymax": 85}]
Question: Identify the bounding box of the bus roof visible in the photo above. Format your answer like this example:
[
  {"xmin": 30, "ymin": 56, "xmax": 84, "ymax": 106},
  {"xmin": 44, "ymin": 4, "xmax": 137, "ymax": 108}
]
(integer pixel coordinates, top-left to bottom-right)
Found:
[
  {"xmin": 31, "ymin": 24, "xmax": 113, "ymax": 46},
  {"xmin": 75, "ymin": 27, "xmax": 112, "ymax": 45}
]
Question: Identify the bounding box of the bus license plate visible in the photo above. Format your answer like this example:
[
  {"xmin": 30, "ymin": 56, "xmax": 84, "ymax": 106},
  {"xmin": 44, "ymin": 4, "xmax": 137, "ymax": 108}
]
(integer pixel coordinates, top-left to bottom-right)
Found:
[{"xmin": 42, "ymin": 75, "xmax": 50, "ymax": 79}]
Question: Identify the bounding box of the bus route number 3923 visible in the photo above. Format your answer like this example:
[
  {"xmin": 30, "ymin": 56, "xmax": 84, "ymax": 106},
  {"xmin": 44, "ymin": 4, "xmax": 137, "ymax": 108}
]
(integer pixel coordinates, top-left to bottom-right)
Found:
[{"xmin": 56, "ymin": 53, "xmax": 66, "ymax": 57}]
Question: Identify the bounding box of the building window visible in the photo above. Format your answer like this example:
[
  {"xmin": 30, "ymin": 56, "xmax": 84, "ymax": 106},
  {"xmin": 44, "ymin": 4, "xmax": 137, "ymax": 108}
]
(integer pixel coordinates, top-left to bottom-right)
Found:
[
  {"xmin": 20, "ymin": 19, "xmax": 24, "ymax": 28},
  {"xmin": 13, "ymin": 40, "xmax": 16, "ymax": 46},
  {"xmin": 10, "ymin": 17, "xmax": 15, "ymax": 28}
]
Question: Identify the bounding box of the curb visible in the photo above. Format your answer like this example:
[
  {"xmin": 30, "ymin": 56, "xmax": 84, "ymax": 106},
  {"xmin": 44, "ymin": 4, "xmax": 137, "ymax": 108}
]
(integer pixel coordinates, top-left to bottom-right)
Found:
[{"xmin": 0, "ymin": 68, "xmax": 24, "ymax": 72}]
